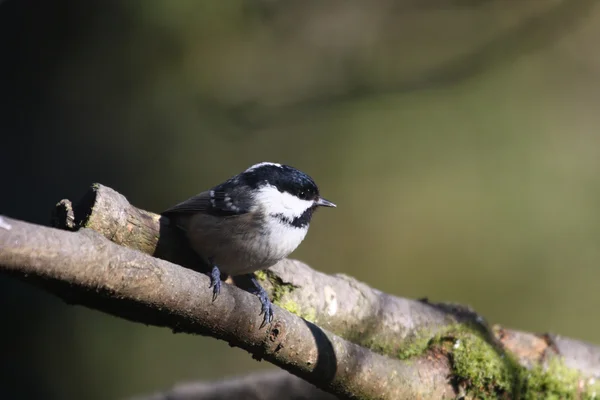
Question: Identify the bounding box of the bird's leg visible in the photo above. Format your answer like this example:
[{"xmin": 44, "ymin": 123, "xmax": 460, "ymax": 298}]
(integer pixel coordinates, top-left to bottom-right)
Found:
[
  {"xmin": 246, "ymin": 274, "xmax": 274, "ymax": 328},
  {"xmin": 207, "ymin": 257, "xmax": 221, "ymax": 302}
]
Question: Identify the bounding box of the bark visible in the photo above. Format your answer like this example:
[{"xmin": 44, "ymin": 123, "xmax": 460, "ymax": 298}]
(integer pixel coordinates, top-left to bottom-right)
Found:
[
  {"xmin": 51, "ymin": 184, "xmax": 600, "ymax": 373},
  {"xmin": 0, "ymin": 183, "xmax": 598, "ymax": 399},
  {"xmin": 128, "ymin": 370, "xmax": 337, "ymax": 400},
  {"xmin": 0, "ymin": 215, "xmax": 454, "ymax": 400}
]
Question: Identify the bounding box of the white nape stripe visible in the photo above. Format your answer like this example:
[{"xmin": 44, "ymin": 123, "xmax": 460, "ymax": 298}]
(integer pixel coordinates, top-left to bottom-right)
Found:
[
  {"xmin": 254, "ymin": 184, "xmax": 313, "ymax": 218},
  {"xmin": 245, "ymin": 162, "xmax": 282, "ymax": 172}
]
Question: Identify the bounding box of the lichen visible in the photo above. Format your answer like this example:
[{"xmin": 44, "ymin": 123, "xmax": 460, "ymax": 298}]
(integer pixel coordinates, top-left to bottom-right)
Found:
[
  {"xmin": 258, "ymin": 269, "xmax": 317, "ymax": 322},
  {"xmin": 278, "ymin": 299, "xmax": 317, "ymax": 323},
  {"xmin": 270, "ymin": 278, "xmax": 294, "ymax": 303},
  {"xmin": 278, "ymin": 299, "xmax": 300, "ymax": 314},
  {"xmin": 256, "ymin": 269, "xmax": 296, "ymax": 303},
  {"xmin": 254, "ymin": 270, "xmax": 268, "ymax": 282},
  {"xmin": 299, "ymin": 306, "xmax": 317, "ymax": 323}
]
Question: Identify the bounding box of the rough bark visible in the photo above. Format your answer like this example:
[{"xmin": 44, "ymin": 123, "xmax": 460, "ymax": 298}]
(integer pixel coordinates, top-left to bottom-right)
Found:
[
  {"xmin": 128, "ymin": 370, "xmax": 338, "ymax": 400},
  {"xmin": 0, "ymin": 183, "xmax": 598, "ymax": 398},
  {"xmin": 52, "ymin": 184, "xmax": 600, "ymax": 373},
  {"xmin": 0, "ymin": 215, "xmax": 455, "ymax": 400}
]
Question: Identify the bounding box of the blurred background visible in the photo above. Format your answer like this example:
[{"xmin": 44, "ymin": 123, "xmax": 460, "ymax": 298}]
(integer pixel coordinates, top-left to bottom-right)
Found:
[{"xmin": 2, "ymin": 0, "xmax": 600, "ymax": 398}]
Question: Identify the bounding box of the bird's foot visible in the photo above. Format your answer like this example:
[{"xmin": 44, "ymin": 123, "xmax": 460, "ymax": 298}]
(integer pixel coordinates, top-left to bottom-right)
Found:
[
  {"xmin": 248, "ymin": 274, "xmax": 274, "ymax": 328},
  {"xmin": 208, "ymin": 259, "xmax": 221, "ymax": 302}
]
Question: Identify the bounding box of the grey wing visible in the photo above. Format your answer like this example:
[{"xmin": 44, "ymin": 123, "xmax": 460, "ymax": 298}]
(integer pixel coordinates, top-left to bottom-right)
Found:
[
  {"xmin": 162, "ymin": 187, "xmax": 252, "ymax": 218},
  {"xmin": 161, "ymin": 191, "xmax": 214, "ymax": 215}
]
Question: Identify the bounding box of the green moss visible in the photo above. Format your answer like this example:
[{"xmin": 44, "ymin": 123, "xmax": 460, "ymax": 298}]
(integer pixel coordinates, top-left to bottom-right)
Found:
[
  {"xmin": 278, "ymin": 299, "xmax": 317, "ymax": 323},
  {"xmin": 278, "ymin": 299, "xmax": 300, "ymax": 314},
  {"xmin": 270, "ymin": 279, "xmax": 294, "ymax": 303},
  {"xmin": 519, "ymin": 357, "xmax": 600, "ymax": 400},
  {"xmin": 390, "ymin": 323, "xmax": 600, "ymax": 398},
  {"xmin": 450, "ymin": 332, "xmax": 600, "ymax": 398},
  {"xmin": 395, "ymin": 325, "xmax": 461, "ymax": 360},
  {"xmin": 417, "ymin": 325, "xmax": 600, "ymax": 399},
  {"xmin": 257, "ymin": 270, "xmax": 318, "ymax": 322},
  {"xmin": 397, "ymin": 333, "xmax": 435, "ymax": 360},
  {"xmin": 348, "ymin": 334, "xmax": 395, "ymax": 358},
  {"xmin": 257, "ymin": 268, "xmax": 600, "ymax": 398},
  {"xmin": 448, "ymin": 330, "xmax": 515, "ymax": 396},
  {"xmin": 299, "ymin": 306, "xmax": 317, "ymax": 323},
  {"xmin": 254, "ymin": 270, "xmax": 268, "ymax": 281},
  {"xmin": 255, "ymin": 269, "xmax": 295, "ymax": 303}
]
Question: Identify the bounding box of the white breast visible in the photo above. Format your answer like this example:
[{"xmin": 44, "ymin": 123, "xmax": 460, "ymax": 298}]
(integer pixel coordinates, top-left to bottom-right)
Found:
[
  {"xmin": 184, "ymin": 211, "xmax": 309, "ymax": 276},
  {"xmin": 263, "ymin": 216, "xmax": 309, "ymax": 261},
  {"xmin": 184, "ymin": 185, "xmax": 314, "ymax": 276}
]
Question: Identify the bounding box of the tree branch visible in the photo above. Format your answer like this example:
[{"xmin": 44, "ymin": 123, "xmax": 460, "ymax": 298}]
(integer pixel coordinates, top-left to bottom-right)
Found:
[
  {"xmin": 52, "ymin": 185, "xmax": 600, "ymax": 374},
  {"xmin": 0, "ymin": 183, "xmax": 598, "ymax": 398},
  {"xmin": 0, "ymin": 215, "xmax": 454, "ymax": 399},
  {"xmin": 129, "ymin": 370, "xmax": 337, "ymax": 400}
]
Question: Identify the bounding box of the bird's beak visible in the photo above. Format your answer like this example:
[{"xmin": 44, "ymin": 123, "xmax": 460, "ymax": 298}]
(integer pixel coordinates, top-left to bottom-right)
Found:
[{"xmin": 316, "ymin": 197, "xmax": 336, "ymax": 208}]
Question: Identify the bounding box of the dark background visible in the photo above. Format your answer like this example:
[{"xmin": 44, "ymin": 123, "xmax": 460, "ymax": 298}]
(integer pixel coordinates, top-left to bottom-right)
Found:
[{"xmin": 2, "ymin": 1, "xmax": 600, "ymax": 399}]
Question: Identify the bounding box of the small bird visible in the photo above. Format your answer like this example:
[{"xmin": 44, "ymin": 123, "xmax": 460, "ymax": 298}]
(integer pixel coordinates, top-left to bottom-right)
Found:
[{"xmin": 161, "ymin": 162, "xmax": 336, "ymax": 326}]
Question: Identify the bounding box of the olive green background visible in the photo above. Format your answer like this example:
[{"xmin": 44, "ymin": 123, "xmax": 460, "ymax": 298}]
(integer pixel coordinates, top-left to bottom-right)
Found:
[{"xmin": 1, "ymin": 1, "xmax": 600, "ymax": 399}]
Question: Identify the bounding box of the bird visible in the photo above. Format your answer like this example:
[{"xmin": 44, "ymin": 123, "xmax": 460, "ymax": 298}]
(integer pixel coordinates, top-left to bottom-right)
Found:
[{"xmin": 161, "ymin": 162, "xmax": 336, "ymax": 327}]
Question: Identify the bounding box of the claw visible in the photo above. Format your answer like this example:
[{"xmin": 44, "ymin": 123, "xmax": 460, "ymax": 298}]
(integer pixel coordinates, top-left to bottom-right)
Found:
[
  {"xmin": 208, "ymin": 260, "xmax": 221, "ymax": 302},
  {"xmin": 247, "ymin": 274, "xmax": 274, "ymax": 328},
  {"xmin": 259, "ymin": 300, "xmax": 274, "ymax": 328}
]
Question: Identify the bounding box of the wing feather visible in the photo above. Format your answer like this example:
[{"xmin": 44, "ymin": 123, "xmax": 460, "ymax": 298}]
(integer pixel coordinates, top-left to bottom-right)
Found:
[
  {"xmin": 161, "ymin": 187, "xmax": 252, "ymax": 217},
  {"xmin": 162, "ymin": 191, "xmax": 214, "ymax": 215}
]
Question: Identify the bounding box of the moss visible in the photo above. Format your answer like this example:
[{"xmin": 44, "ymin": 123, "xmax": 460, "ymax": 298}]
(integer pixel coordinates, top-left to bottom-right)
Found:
[
  {"xmin": 278, "ymin": 299, "xmax": 317, "ymax": 323},
  {"xmin": 390, "ymin": 323, "xmax": 600, "ymax": 398},
  {"xmin": 270, "ymin": 278, "xmax": 294, "ymax": 303},
  {"xmin": 519, "ymin": 357, "xmax": 600, "ymax": 400},
  {"xmin": 349, "ymin": 326, "xmax": 446, "ymax": 361},
  {"xmin": 354, "ymin": 336, "xmax": 396, "ymax": 357},
  {"xmin": 257, "ymin": 270, "xmax": 318, "ymax": 322},
  {"xmin": 397, "ymin": 333, "xmax": 435, "ymax": 360},
  {"xmin": 395, "ymin": 325, "xmax": 462, "ymax": 361},
  {"xmin": 420, "ymin": 325, "xmax": 600, "ymax": 399},
  {"xmin": 450, "ymin": 332, "xmax": 600, "ymax": 398},
  {"xmin": 257, "ymin": 268, "xmax": 598, "ymax": 398},
  {"xmin": 353, "ymin": 326, "xmax": 446, "ymax": 361},
  {"xmin": 256, "ymin": 269, "xmax": 296, "ymax": 303},
  {"xmin": 254, "ymin": 270, "xmax": 268, "ymax": 282},
  {"xmin": 278, "ymin": 299, "xmax": 300, "ymax": 314},
  {"xmin": 299, "ymin": 306, "xmax": 317, "ymax": 323},
  {"xmin": 448, "ymin": 329, "xmax": 515, "ymax": 396}
]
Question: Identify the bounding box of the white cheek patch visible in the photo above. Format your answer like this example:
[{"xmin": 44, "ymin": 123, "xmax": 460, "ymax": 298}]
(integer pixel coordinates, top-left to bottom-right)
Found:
[
  {"xmin": 245, "ymin": 162, "xmax": 282, "ymax": 172},
  {"xmin": 255, "ymin": 185, "xmax": 313, "ymax": 218}
]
